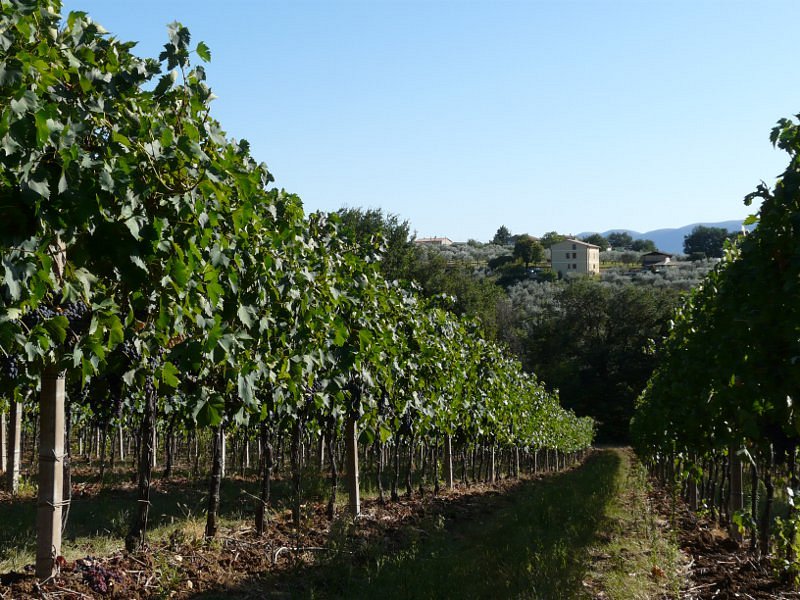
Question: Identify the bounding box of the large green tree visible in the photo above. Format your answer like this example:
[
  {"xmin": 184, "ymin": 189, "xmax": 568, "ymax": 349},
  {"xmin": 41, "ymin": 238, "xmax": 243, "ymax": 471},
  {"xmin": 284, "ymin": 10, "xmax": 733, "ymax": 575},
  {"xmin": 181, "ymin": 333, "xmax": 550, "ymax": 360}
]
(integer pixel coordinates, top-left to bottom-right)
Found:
[
  {"xmin": 513, "ymin": 235, "xmax": 544, "ymax": 268},
  {"xmin": 539, "ymin": 231, "xmax": 567, "ymax": 249},
  {"xmin": 581, "ymin": 233, "xmax": 608, "ymax": 248},
  {"xmin": 492, "ymin": 225, "xmax": 512, "ymax": 246},
  {"xmin": 683, "ymin": 225, "xmax": 735, "ymax": 258},
  {"xmin": 607, "ymin": 231, "xmax": 634, "ymax": 249},
  {"xmin": 524, "ymin": 279, "xmax": 679, "ymax": 442},
  {"xmin": 410, "ymin": 249, "xmax": 505, "ymax": 339},
  {"xmin": 336, "ymin": 207, "xmax": 415, "ymax": 282},
  {"xmin": 630, "ymin": 238, "xmax": 657, "ymax": 252}
]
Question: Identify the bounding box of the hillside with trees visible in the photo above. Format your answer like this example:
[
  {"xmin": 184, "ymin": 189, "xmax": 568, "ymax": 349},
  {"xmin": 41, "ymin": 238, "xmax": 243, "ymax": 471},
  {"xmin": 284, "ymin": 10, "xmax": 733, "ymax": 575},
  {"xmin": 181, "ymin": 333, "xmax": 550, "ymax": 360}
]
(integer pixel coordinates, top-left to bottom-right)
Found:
[
  {"xmin": 333, "ymin": 218, "xmax": 708, "ymax": 442},
  {"xmin": 578, "ymin": 220, "xmax": 751, "ymax": 254}
]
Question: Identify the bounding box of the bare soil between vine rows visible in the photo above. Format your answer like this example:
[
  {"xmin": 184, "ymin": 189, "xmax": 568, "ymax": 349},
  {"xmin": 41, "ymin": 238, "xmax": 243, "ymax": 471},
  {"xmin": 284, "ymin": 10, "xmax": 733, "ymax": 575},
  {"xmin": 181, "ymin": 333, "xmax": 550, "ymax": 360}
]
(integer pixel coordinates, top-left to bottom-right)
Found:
[
  {"xmin": 649, "ymin": 481, "xmax": 800, "ymax": 600},
  {"xmin": 0, "ymin": 472, "xmax": 544, "ymax": 599}
]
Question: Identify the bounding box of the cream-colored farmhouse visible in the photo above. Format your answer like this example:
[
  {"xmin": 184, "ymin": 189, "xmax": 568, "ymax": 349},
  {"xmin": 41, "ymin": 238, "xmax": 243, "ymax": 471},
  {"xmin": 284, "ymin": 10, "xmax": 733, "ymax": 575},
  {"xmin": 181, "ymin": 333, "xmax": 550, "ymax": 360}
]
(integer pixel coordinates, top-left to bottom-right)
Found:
[{"xmin": 550, "ymin": 239, "xmax": 600, "ymax": 277}]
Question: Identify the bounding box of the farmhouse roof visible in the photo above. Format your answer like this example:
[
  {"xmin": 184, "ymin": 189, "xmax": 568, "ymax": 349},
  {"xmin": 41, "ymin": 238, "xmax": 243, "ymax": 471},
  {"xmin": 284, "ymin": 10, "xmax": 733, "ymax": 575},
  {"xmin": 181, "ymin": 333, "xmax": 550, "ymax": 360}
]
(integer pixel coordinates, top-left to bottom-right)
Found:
[{"xmin": 556, "ymin": 238, "xmax": 600, "ymax": 249}]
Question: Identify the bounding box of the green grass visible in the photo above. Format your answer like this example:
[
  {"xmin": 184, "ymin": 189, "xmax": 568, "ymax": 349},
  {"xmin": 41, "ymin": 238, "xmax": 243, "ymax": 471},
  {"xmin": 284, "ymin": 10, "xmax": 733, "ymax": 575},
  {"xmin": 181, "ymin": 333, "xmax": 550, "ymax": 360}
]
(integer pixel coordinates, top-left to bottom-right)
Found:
[
  {"xmin": 257, "ymin": 449, "xmax": 684, "ymax": 600},
  {"xmin": 271, "ymin": 450, "xmax": 625, "ymax": 599},
  {"xmin": 584, "ymin": 448, "xmax": 683, "ymax": 599}
]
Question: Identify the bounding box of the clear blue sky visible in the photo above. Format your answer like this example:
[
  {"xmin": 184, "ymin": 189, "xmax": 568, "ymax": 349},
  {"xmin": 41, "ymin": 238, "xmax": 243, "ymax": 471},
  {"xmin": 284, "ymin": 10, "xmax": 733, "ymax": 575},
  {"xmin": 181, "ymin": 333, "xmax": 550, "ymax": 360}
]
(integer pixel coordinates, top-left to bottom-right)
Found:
[{"xmin": 61, "ymin": 0, "xmax": 799, "ymax": 242}]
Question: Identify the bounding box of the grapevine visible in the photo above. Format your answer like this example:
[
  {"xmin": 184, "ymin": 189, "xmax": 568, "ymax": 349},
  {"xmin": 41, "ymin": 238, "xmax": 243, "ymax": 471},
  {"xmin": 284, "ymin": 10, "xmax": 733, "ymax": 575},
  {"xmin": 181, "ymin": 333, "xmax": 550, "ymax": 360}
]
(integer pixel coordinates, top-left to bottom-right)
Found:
[
  {"xmin": 633, "ymin": 112, "xmax": 800, "ymax": 566},
  {"xmin": 0, "ymin": 0, "xmax": 595, "ymax": 583}
]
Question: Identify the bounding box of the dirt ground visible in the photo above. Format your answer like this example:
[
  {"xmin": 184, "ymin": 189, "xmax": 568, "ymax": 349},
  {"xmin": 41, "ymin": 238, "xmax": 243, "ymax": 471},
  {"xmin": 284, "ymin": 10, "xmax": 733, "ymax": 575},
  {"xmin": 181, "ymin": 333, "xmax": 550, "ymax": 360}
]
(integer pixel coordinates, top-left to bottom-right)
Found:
[
  {"xmin": 649, "ymin": 482, "xmax": 800, "ymax": 600},
  {"xmin": 4, "ymin": 462, "xmax": 800, "ymax": 599},
  {"xmin": 0, "ymin": 476, "xmax": 527, "ymax": 599}
]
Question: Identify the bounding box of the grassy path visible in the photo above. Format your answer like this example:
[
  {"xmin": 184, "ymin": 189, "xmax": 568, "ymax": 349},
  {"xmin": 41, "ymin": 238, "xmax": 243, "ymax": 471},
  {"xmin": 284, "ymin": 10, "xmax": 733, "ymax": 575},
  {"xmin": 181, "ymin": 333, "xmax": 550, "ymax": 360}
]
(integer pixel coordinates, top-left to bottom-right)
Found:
[
  {"xmin": 341, "ymin": 451, "xmax": 619, "ymax": 599},
  {"xmin": 243, "ymin": 448, "xmax": 681, "ymax": 600}
]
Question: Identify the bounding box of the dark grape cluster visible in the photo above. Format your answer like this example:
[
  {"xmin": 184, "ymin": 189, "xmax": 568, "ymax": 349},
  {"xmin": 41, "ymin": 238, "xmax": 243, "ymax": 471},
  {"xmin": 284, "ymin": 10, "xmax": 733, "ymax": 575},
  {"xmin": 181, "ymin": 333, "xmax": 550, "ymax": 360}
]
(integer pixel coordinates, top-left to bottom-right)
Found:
[
  {"xmin": 377, "ymin": 391, "xmax": 391, "ymax": 415},
  {"xmin": 120, "ymin": 339, "xmax": 141, "ymax": 364},
  {"xmin": 144, "ymin": 374, "xmax": 156, "ymax": 400},
  {"xmin": 84, "ymin": 372, "xmax": 124, "ymax": 422},
  {"xmin": 20, "ymin": 300, "xmax": 91, "ymax": 338},
  {"xmin": 400, "ymin": 411, "xmax": 414, "ymax": 436},
  {"xmin": 153, "ymin": 345, "xmax": 167, "ymax": 365},
  {"xmin": 60, "ymin": 300, "xmax": 91, "ymax": 335},
  {"xmin": 76, "ymin": 557, "xmax": 122, "ymax": 595},
  {"xmin": 0, "ymin": 355, "xmax": 20, "ymax": 381},
  {"xmin": 183, "ymin": 371, "xmax": 200, "ymax": 393},
  {"xmin": 21, "ymin": 303, "xmax": 57, "ymax": 329},
  {"xmin": 65, "ymin": 378, "xmax": 84, "ymax": 404},
  {"xmin": 304, "ymin": 380, "xmax": 321, "ymax": 399}
]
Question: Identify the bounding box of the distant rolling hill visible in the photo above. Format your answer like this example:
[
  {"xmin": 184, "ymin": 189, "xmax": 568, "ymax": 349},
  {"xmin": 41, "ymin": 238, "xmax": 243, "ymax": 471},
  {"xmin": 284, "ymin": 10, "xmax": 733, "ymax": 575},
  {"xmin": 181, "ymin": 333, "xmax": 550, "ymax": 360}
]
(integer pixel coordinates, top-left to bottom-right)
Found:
[{"xmin": 577, "ymin": 220, "xmax": 752, "ymax": 254}]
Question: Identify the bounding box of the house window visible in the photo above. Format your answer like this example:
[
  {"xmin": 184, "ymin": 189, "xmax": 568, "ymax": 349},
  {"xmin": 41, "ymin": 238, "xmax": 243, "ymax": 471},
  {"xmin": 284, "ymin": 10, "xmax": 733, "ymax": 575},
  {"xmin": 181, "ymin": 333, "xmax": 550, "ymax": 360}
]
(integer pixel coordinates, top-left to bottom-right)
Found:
[
  {"xmin": 565, "ymin": 252, "xmax": 570, "ymax": 259},
  {"xmin": 572, "ymin": 244, "xmax": 576, "ymax": 250},
  {"xmin": 572, "ymin": 263, "xmax": 577, "ymax": 269}
]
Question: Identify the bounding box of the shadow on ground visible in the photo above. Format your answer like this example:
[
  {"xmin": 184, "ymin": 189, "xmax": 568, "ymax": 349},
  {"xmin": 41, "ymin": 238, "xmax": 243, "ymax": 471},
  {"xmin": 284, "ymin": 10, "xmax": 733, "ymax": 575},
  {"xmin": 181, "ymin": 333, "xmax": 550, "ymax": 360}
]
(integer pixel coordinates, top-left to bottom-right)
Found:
[
  {"xmin": 191, "ymin": 450, "xmax": 622, "ymax": 600},
  {"xmin": 0, "ymin": 469, "xmax": 292, "ymax": 561}
]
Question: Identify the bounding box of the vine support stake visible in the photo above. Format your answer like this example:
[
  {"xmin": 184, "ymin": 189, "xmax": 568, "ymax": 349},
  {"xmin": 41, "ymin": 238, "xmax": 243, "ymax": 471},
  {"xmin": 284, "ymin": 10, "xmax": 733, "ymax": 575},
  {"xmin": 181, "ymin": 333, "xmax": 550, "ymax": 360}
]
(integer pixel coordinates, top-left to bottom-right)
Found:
[
  {"xmin": 444, "ymin": 434, "xmax": 454, "ymax": 490},
  {"xmin": 6, "ymin": 401, "xmax": 22, "ymax": 493},
  {"xmin": 0, "ymin": 411, "xmax": 6, "ymax": 476},
  {"xmin": 36, "ymin": 364, "xmax": 65, "ymax": 581},
  {"xmin": 729, "ymin": 445, "xmax": 744, "ymax": 543},
  {"xmin": 345, "ymin": 412, "xmax": 360, "ymax": 517}
]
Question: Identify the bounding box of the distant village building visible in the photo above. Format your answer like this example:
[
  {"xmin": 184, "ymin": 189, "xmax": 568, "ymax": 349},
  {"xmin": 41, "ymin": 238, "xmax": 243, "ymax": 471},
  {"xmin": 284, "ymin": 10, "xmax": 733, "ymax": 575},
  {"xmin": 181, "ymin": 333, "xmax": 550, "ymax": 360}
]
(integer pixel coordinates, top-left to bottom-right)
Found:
[
  {"xmin": 641, "ymin": 251, "xmax": 672, "ymax": 268},
  {"xmin": 414, "ymin": 237, "xmax": 454, "ymax": 246},
  {"xmin": 550, "ymin": 239, "xmax": 600, "ymax": 277}
]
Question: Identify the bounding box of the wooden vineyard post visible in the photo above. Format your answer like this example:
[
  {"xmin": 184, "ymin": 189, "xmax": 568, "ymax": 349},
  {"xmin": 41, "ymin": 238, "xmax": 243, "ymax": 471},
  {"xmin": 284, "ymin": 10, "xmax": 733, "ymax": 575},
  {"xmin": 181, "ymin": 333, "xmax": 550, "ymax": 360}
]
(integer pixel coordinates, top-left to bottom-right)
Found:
[
  {"xmin": 729, "ymin": 445, "xmax": 744, "ymax": 542},
  {"xmin": 221, "ymin": 429, "xmax": 226, "ymax": 479},
  {"xmin": 7, "ymin": 400, "xmax": 22, "ymax": 493},
  {"xmin": 444, "ymin": 434, "xmax": 454, "ymax": 490},
  {"xmin": 151, "ymin": 424, "xmax": 157, "ymax": 468},
  {"xmin": 255, "ymin": 423, "xmax": 273, "ymax": 535},
  {"xmin": 118, "ymin": 423, "xmax": 125, "ymax": 464},
  {"xmin": 36, "ymin": 365, "xmax": 66, "ymax": 581},
  {"xmin": 127, "ymin": 381, "xmax": 156, "ymax": 551},
  {"xmin": 689, "ymin": 473, "xmax": 700, "ymax": 511},
  {"xmin": 205, "ymin": 424, "xmax": 223, "ymax": 538},
  {"xmin": 688, "ymin": 453, "xmax": 699, "ymax": 511},
  {"xmin": 688, "ymin": 475, "xmax": 699, "ymax": 511},
  {"xmin": 345, "ymin": 412, "xmax": 360, "ymax": 517},
  {"xmin": 317, "ymin": 433, "xmax": 325, "ymax": 473},
  {"xmin": 0, "ymin": 411, "xmax": 6, "ymax": 476}
]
